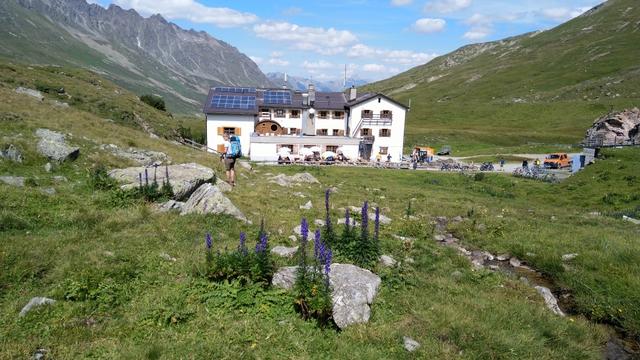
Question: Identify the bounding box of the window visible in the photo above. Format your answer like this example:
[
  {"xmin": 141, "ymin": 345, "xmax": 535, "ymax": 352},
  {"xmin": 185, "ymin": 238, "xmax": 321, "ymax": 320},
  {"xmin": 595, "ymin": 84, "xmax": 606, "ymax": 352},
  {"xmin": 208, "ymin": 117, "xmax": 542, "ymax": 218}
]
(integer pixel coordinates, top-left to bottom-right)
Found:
[
  {"xmin": 362, "ymin": 110, "xmax": 373, "ymax": 119},
  {"xmin": 217, "ymin": 127, "xmax": 241, "ymax": 136},
  {"xmin": 379, "ymin": 128, "xmax": 391, "ymax": 137},
  {"xmin": 289, "ymin": 127, "xmax": 299, "ymax": 135},
  {"xmin": 379, "ymin": 147, "xmax": 388, "ymax": 155},
  {"xmin": 290, "ymin": 110, "xmax": 300, "ymax": 118},
  {"xmin": 333, "ymin": 111, "xmax": 344, "ymax": 119},
  {"xmin": 275, "ymin": 109, "xmax": 285, "ymax": 118},
  {"xmin": 317, "ymin": 129, "xmax": 328, "ymax": 136},
  {"xmin": 326, "ymin": 145, "xmax": 338, "ymax": 152},
  {"xmin": 332, "ymin": 129, "xmax": 340, "ymax": 136},
  {"xmin": 381, "ymin": 110, "xmax": 392, "ymax": 119},
  {"xmin": 319, "ymin": 111, "xmax": 328, "ymax": 119},
  {"xmin": 361, "ymin": 128, "xmax": 372, "ymax": 136}
]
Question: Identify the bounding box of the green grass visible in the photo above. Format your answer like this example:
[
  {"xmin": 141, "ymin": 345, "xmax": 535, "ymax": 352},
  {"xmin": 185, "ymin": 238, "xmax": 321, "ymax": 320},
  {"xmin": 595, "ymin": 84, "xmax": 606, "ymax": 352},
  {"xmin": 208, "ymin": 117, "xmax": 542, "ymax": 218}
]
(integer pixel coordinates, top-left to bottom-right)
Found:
[{"xmin": 2, "ymin": 59, "xmax": 640, "ymax": 359}]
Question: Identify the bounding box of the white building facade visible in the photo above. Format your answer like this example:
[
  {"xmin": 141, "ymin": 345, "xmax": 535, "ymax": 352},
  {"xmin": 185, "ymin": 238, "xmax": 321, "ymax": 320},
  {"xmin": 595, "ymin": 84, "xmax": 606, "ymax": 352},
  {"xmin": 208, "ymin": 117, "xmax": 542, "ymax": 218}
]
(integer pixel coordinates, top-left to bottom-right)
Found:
[{"xmin": 203, "ymin": 85, "xmax": 408, "ymax": 162}]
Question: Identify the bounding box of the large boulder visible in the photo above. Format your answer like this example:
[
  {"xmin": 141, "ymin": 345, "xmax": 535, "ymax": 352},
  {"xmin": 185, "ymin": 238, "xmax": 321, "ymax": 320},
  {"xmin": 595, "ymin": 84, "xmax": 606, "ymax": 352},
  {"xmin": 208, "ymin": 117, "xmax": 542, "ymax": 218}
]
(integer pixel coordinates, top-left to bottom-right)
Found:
[
  {"xmin": 273, "ymin": 263, "xmax": 381, "ymax": 329},
  {"xmin": 180, "ymin": 183, "xmax": 248, "ymax": 222},
  {"xmin": 15, "ymin": 87, "xmax": 44, "ymax": 101},
  {"xmin": 584, "ymin": 108, "xmax": 640, "ymax": 146},
  {"xmin": 19, "ymin": 297, "xmax": 56, "ymax": 317},
  {"xmin": 100, "ymin": 144, "xmax": 169, "ymax": 166},
  {"xmin": 108, "ymin": 163, "xmax": 214, "ymax": 200},
  {"xmin": 35, "ymin": 129, "xmax": 80, "ymax": 162},
  {"xmin": 269, "ymin": 172, "xmax": 319, "ymax": 187}
]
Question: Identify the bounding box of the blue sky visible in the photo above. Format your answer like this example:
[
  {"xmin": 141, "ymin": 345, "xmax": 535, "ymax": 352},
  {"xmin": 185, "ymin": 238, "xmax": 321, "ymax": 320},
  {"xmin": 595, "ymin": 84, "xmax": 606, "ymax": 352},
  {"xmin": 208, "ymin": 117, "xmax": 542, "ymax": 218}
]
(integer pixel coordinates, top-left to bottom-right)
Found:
[{"xmin": 90, "ymin": 0, "xmax": 602, "ymax": 82}]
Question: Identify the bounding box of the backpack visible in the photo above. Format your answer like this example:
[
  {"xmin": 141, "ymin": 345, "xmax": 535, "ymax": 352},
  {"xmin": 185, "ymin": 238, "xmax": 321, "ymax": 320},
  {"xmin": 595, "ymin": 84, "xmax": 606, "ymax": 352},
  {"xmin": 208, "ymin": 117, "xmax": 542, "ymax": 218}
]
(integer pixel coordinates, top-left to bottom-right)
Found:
[{"xmin": 229, "ymin": 135, "xmax": 242, "ymax": 158}]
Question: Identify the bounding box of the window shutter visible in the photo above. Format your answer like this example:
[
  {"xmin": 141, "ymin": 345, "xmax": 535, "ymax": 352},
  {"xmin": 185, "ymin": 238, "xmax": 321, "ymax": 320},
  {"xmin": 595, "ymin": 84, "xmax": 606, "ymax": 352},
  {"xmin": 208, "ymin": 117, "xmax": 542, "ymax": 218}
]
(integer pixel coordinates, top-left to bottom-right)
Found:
[
  {"xmin": 338, "ymin": 130, "xmax": 345, "ymax": 136},
  {"xmin": 235, "ymin": 127, "xmax": 242, "ymax": 136},
  {"xmin": 379, "ymin": 129, "xmax": 383, "ymax": 137},
  {"xmin": 316, "ymin": 129, "xmax": 321, "ymax": 135},
  {"xmin": 217, "ymin": 127, "xmax": 223, "ymax": 135}
]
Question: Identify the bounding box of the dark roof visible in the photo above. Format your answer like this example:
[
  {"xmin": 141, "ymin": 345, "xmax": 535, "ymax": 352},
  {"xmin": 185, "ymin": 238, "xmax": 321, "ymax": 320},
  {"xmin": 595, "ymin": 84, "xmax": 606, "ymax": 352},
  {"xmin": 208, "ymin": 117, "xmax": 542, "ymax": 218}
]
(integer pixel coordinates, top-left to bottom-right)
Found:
[
  {"xmin": 347, "ymin": 92, "xmax": 410, "ymax": 109},
  {"xmin": 203, "ymin": 86, "xmax": 405, "ymax": 114}
]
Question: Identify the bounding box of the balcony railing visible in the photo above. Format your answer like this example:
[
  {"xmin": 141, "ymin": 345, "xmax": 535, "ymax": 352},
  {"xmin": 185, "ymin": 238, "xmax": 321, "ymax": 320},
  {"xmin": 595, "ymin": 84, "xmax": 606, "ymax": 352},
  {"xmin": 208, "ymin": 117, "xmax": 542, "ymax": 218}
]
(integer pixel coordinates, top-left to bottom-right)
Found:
[
  {"xmin": 360, "ymin": 136, "xmax": 375, "ymax": 144},
  {"xmin": 361, "ymin": 114, "xmax": 393, "ymax": 126}
]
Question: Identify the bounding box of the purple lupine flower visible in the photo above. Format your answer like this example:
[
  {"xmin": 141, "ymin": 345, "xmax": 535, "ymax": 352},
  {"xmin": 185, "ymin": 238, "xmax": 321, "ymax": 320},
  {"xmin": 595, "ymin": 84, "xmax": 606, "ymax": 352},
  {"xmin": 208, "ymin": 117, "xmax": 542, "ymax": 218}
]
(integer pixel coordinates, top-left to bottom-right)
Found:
[
  {"xmin": 374, "ymin": 207, "xmax": 380, "ymax": 242},
  {"xmin": 314, "ymin": 229, "xmax": 322, "ymax": 260},
  {"xmin": 325, "ymin": 189, "xmax": 330, "ymax": 213},
  {"xmin": 205, "ymin": 232, "xmax": 212, "ymax": 250},
  {"xmin": 345, "ymin": 209, "xmax": 350, "ymax": 230},
  {"xmin": 324, "ymin": 248, "xmax": 332, "ymax": 276},
  {"xmin": 300, "ymin": 218, "xmax": 309, "ymax": 243},
  {"xmin": 255, "ymin": 232, "xmax": 268, "ymax": 253},
  {"xmin": 361, "ymin": 201, "xmax": 369, "ymax": 233},
  {"xmin": 239, "ymin": 232, "xmax": 247, "ymax": 256}
]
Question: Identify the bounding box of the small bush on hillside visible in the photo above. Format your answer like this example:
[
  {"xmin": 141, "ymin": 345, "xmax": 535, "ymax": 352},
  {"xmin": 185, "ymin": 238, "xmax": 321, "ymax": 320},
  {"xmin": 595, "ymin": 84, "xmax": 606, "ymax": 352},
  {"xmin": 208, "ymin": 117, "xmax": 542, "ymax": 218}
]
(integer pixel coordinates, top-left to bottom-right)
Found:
[
  {"xmin": 140, "ymin": 94, "xmax": 166, "ymax": 112},
  {"xmin": 90, "ymin": 165, "xmax": 118, "ymax": 190}
]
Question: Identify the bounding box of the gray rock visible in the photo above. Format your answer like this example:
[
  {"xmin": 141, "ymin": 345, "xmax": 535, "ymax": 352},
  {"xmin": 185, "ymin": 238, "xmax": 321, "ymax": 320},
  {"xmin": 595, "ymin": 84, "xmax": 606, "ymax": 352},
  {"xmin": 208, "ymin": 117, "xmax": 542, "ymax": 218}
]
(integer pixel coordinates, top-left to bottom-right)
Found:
[
  {"xmin": 180, "ymin": 183, "xmax": 248, "ymax": 222},
  {"xmin": 238, "ymin": 160, "xmax": 252, "ymax": 171},
  {"xmin": 509, "ymin": 257, "xmax": 522, "ymax": 267},
  {"xmin": 288, "ymin": 235, "xmax": 298, "ymax": 242},
  {"xmin": 622, "ymin": 215, "xmax": 640, "ymax": 225},
  {"xmin": 293, "ymin": 224, "xmax": 302, "ymax": 236},
  {"xmin": 40, "ymin": 187, "xmax": 56, "ymax": 196},
  {"xmin": 293, "ymin": 192, "xmax": 307, "ymax": 198},
  {"xmin": 19, "ymin": 297, "xmax": 56, "ymax": 317},
  {"xmin": 160, "ymin": 253, "xmax": 177, "ymax": 262},
  {"xmin": 451, "ymin": 216, "xmax": 464, "ymax": 222},
  {"xmin": 380, "ymin": 255, "xmax": 397, "ymax": 267},
  {"xmin": 392, "ymin": 234, "xmax": 415, "ymax": 242},
  {"xmin": 271, "ymin": 246, "xmax": 299, "ymax": 258},
  {"xmin": 300, "ymin": 201, "xmax": 313, "ymax": 210},
  {"xmin": 33, "ymin": 348, "xmax": 48, "ymax": 360},
  {"xmin": 44, "ymin": 162, "xmax": 53, "ymax": 172},
  {"xmin": 496, "ymin": 254, "xmax": 510, "ymax": 261},
  {"xmin": 100, "ymin": 144, "xmax": 169, "ymax": 166},
  {"xmin": 314, "ymin": 219, "xmax": 326, "ymax": 227},
  {"xmin": 15, "ymin": 87, "xmax": 44, "ymax": 101},
  {"xmin": 337, "ymin": 218, "xmax": 359, "ymax": 227},
  {"xmin": 534, "ymin": 286, "xmax": 565, "ymax": 316},
  {"xmin": 403, "ymin": 336, "xmax": 421, "ymax": 352},
  {"xmin": 108, "ymin": 163, "xmax": 214, "ymax": 200},
  {"xmin": 53, "ymin": 175, "xmax": 68, "ymax": 182},
  {"xmin": 273, "ymin": 263, "xmax": 381, "ymax": 329},
  {"xmin": 35, "ymin": 129, "xmax": 79, "ymax": 162},
  {"xmin": 215, "ymin": 180, "xmax": 233, "ymax": 193},
  {"xmin": 0, "ymin": 176, "xmax": 25, "ymax": 187},
  {"xmin": 369, "ymin": 212, "xmax": 391, "ymax": 224},
  {"xmin": 52, "ymin": 100, "xmax": 69, "ymax": 108},
  {"xmin": 157, "ymin": 200, "xmax": 184, "ymax": 212},
  {"xmin": 0, "ymin": 144, "xmax": 23, "ymax": 163},
  {"xmin": 270, "ymin": 172, "xmax": 319, "ymax": 187},
  {"xmin": 562, "ymin": 253, "xmax": 579, "ymax": 261}
]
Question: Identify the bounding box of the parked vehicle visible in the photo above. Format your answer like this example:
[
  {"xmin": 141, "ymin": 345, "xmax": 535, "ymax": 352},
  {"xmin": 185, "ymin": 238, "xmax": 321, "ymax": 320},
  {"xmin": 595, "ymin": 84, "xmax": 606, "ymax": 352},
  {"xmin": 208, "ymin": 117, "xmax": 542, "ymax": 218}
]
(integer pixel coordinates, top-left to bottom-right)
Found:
[
  {"xmin": 543, "ymin": 153, "xmax": 571, "ymax": 169},
  {"xmin": 412, "ymin": 146, "xmax": 435, "ymax": 162},
  {"xmin": 480, "ymin": 162, "xmax": 495, "ymax": 171},
  {"xmin": 437, "ymin": 145, "xmax": 451, "ymax": 156}
]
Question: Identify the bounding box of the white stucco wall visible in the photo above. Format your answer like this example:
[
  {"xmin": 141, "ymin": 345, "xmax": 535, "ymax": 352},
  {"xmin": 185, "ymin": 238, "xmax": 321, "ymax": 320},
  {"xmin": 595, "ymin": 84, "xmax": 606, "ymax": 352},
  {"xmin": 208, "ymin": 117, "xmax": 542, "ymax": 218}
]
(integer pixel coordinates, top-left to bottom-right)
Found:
[
  {"xmin": 206, "ymin": 114, "xmax": 255, "ymax": 155},
  {"xmin": 348, "ymin": 97, "xmax": 406, "ymax": 161}
]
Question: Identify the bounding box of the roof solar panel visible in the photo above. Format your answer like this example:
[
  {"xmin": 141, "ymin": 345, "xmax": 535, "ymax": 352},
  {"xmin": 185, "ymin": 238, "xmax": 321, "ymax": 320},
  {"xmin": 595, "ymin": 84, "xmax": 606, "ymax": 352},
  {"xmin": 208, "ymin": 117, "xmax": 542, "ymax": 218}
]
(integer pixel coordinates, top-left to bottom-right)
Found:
[
  {"xmin": 263, "ymin": 90, "xmax": 292, "ymax": 105},
  {"xmin": 214, "ymin": 87, "xmax": 256, "ymax": 94},
  {"xmin": 210, "ymin": 95, "xmax": 256, "ymax": 110}
]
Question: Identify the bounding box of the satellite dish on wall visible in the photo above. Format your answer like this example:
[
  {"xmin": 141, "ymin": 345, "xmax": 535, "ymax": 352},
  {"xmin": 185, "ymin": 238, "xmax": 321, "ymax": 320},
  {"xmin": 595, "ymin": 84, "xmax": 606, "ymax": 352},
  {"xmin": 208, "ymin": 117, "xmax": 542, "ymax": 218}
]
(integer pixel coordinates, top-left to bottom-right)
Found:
[{"xmin": 309, "ymin": 108, "xmax": 316, "ymax": 115}]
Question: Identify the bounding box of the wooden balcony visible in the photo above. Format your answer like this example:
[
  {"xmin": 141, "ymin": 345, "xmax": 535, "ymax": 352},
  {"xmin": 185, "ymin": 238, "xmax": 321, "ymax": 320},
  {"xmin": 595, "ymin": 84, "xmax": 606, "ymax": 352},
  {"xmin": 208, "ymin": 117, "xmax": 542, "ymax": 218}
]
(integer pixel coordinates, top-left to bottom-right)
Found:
[{"xmin": 361, "ymin": 114, "xmax": 392, "ymax": 126}]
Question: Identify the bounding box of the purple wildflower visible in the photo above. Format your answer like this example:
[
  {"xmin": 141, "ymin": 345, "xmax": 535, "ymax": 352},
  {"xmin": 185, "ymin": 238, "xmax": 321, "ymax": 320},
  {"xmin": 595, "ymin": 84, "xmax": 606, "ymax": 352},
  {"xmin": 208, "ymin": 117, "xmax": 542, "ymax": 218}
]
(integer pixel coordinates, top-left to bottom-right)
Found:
[
  {"xmin": 361, "ymin": 200, "xmax": 369, "ymax": 234},
  {"xmin": 325, "ymin": 189, "xmax": 330, "ymax": 212},
  {"xmin": 324, "ymin": 248, "xmax": 332, "ymax": 276},
  {"xmin": 205, "ymin": 232, "xmax": 212, "ymax": 250},
  {"xmin": 374, "ymin": 207, "xmax": 380, "ymax": 242},
  {"xmin": 345, "ymin": 209, "xmax": 350, "ymax": 230},
  {"xmin": 300, "ymin": 218, "xmax": 309, "ymax": 244},
  {"xmin": 255, "ymin": 232, "xmax": 268, "ymax": 253},
  {"xmin": 239, "ymin": 232, "xmax": 248, "ymax": 256},
  {"xmin": 314, "ymin": 229, "xmax": 322, "ymax": 260}
]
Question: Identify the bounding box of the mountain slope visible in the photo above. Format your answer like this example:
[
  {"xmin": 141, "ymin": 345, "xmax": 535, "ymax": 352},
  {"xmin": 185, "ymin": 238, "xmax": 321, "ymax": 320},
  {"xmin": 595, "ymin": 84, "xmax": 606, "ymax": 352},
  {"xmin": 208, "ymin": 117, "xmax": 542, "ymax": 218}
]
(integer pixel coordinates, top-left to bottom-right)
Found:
[
  {"xmin": 364, "ymin": 0, "xmax": 640, "ymax": 154},
  {"xmin": 267, "ymin": 72, "xmax": 369, "ymax": 92},
  {"xmin": 0, "ymin": 0, "xmax": 271, "ymax": 113}
]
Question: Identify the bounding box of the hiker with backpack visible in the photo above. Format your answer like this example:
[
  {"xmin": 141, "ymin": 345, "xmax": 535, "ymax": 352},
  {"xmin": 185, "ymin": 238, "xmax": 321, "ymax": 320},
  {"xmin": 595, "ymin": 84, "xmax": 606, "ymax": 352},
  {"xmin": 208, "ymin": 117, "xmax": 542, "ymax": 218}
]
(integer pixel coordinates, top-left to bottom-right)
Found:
[{"xmin": 222, "ymin": 133, "xmax": 241, "ymax": 186}]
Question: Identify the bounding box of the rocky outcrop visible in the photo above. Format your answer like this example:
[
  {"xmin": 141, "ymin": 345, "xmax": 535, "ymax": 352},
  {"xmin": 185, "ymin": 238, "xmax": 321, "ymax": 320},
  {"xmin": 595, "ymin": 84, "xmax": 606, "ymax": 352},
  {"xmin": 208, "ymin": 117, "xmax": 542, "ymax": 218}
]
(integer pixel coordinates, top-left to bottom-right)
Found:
[
  {"xmin": 156, "ymin": 200, "xmax": 184, "ymax": 213},
  {"xmin": 19, "ymin": 297, "xmax": 56, "ymax": 317},
  {"xmin": 180, "ymin": 183, "xmax": 247, "ymax": 222},
  {"xmin": 100, "ymin": 144, "xmax": 169, "ymax": 166},
  {"xmin": 403, "ymin": 336, "xmax": 421, "ymax": 352},
  {"xmin": 584, "ymin": 108, "xmax": 640, "ymax": 146},
  {"xmin": 271, "ymin": 246, "xmax": 299, "ymax": 258},
  {"xmin": 0, "ymin": 144, "xmax": 23, "ymax": 163},
  {"xmin": 535, "ymin": 286, "xmax": 565, "ymax": 316},
  {"xmin": 35, "ymin": 129, "xmax": 79, "ymax": 162},
  {"xmin": 0, "ymin": 176, "xmax": 25, "ymax": 187},
  {"xmin": 15, "ymin": 87, "xmax": 44, "ymax": 101},
  {"xmin": 108, "ymin": 163, "xmax": 214, "ymax": 200},
  {"xmin": 273, "ymin": 263, "xmax": 381, "ymax": 329},
  {"xmin": 270, "ymin": 173, "xmax": 320, "ymax": 187}
]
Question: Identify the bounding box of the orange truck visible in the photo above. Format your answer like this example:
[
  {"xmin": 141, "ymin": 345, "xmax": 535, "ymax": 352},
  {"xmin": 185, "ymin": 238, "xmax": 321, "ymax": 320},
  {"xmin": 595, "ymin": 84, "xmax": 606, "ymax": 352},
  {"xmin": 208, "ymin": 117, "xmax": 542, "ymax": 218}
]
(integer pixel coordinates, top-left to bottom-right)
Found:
[{"xmin": 543, "ymin": 153, "xmax": 571, "ymax": 169}]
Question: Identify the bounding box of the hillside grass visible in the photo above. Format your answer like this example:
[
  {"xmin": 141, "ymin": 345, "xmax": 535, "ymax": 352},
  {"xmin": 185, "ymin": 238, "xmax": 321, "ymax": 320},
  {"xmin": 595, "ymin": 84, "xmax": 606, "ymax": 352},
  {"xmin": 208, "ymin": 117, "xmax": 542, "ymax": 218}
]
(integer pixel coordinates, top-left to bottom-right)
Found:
[{"xmin": 2, "ymin": 82, "xmax": 640, "ymax": 358}]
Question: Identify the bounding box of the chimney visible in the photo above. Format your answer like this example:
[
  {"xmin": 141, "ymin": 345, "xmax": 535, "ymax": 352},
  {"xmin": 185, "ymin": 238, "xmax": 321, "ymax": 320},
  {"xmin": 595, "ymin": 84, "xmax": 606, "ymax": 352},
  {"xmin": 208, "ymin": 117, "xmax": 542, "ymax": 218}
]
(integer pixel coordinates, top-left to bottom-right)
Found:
[
  {"xmin": 349, "ymin": 85, "xmax": 357, "ymax": 101},
  {"xmin": 282, "ymin": 72, "xmax": 288, "ymax": 89},
  {"xmin": 308, "ymin": 84, "xmax": 316, "ymax": 105}
]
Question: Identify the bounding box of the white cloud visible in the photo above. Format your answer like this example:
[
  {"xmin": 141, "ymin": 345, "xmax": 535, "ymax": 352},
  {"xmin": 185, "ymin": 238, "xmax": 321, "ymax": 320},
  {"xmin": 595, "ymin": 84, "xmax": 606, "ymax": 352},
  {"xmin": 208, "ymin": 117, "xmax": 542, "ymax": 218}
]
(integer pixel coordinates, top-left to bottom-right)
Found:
[
  {"xmin": 362, "ymin": 64, "xmax": 388, "ymax": 73},
  {"xmin": 424, "ymin": 0, "xmax": 471, "ymax": 14},
  {"xmin": 391, "ymin": 0, "xmax": 413, "ymax": 6},
  {"xmin": 270, "ymin": 51, "xmax": 284, "ymax": 58},
  {"xmin": 348, "ymin": 44, "xmax": 438, "ymax": 66},
  {"xmin": 302, "ymin": 60, "xmax": 334, "ymax": 70},
  {"xmin": 463, "ymin": 27, "xmax": 491, "ymax": 40},
  {"xmin": 412, "ymin": 18, "xmax": 446, "ymax": 33},
  {"xmin": 268, "ymin": 58, "xmax": 290, "ymax": 66},
  {"xmin": 466, "ymin": 13, "xmax": 491, "ymax": 26},
  {"xmin": 541, "ymin": 6, "xmax": 591, "ymax": 21},
  {"xmin": 249, "ymin": 56, "xmax": 263, "ymax": 64},
  {"xmin": 253, "ymin": 21, "xmax": 358, "ymax": 55},
  {"xmin": 113, "ymin": 0, "xmax": 258, "ymax": 27}
]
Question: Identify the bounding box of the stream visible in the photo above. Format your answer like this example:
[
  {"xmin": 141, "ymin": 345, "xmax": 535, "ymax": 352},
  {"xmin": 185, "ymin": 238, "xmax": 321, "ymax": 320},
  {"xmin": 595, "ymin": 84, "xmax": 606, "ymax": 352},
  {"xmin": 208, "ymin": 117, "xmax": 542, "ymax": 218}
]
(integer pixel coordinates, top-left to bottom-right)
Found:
[{"xmin": 431, "ymin": 216, "xmax": 639, "ymax": 360}]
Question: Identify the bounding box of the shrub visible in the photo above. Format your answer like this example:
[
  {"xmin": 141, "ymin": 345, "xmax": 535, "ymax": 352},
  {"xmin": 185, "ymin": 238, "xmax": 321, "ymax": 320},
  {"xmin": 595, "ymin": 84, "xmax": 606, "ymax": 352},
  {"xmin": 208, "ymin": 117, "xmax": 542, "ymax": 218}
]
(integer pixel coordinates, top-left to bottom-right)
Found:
[
  {"xmin": 90, "ymin": 164, "xmax": 118, "ymax": 190},
  {"xmin": 140, "ymin": 94, "xmax": 166, "ymax": 111}
]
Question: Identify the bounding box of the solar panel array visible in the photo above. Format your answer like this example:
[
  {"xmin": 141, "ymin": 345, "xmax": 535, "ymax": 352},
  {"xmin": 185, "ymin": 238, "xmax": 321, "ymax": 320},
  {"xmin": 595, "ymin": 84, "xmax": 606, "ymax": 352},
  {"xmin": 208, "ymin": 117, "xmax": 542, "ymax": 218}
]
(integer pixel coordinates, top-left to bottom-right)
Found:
[
  {"xmin": 263, "ymin": 90, "xmax": 292, "ymax": 105},
  {"xmin": 210, "ymin": 95, "xmax": 256, "ymax": 110},
  {"xmin": 214, "ymin": 87, "xmax": 256, "ymax": 94}
]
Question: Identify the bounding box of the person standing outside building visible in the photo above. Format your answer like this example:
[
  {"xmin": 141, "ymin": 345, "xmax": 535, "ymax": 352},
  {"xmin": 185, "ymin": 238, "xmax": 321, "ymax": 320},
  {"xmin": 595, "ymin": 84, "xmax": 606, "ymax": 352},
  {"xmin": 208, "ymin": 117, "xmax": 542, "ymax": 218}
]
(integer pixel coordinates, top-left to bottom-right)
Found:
[
  {"xmin": 500, "ymin": 158, "xmax": 505, "ymax": 171},
  {"xmin": 221, "ymin": 133, "xmax": 236, "ymax": 186}
]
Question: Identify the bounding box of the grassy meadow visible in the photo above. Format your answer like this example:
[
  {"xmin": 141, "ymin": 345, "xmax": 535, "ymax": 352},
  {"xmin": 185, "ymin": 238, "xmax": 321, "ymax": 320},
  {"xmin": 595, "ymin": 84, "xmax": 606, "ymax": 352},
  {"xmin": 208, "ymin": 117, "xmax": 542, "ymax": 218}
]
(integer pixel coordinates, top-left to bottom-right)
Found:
[{"xmin": 2, "ymin": 80, "xmax": 640, "ymax": 358}]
